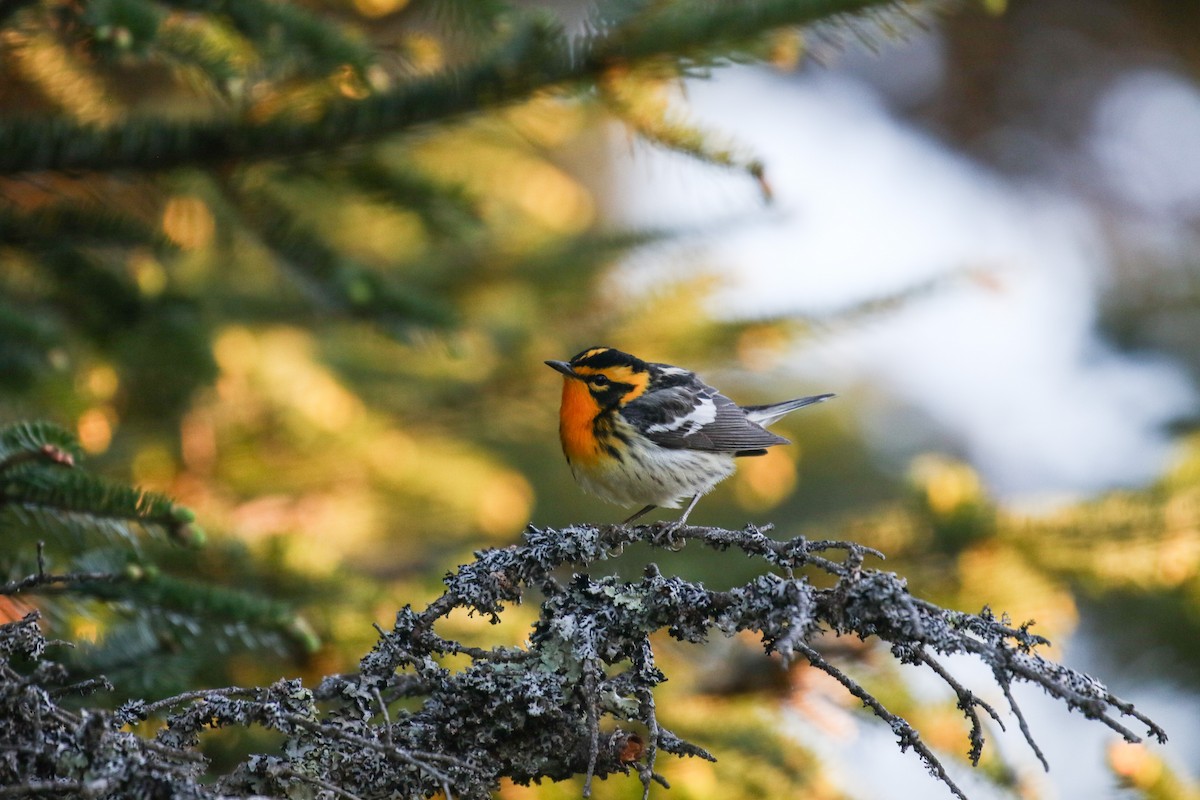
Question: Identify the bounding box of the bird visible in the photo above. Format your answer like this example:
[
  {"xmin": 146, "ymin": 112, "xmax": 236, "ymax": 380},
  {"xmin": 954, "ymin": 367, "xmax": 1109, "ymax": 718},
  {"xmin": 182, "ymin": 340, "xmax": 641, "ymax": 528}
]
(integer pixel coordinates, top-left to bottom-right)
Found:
[{"xmin": 545, "ymin": 346, "xmax": 833, "ymax": 526}]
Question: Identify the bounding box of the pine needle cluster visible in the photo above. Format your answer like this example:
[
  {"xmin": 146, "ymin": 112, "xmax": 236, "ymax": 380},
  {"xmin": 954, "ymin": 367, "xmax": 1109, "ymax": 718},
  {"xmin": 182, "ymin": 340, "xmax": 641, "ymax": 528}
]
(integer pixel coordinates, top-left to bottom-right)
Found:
[{"xmin": 0, "ymin": 421, "xmax": 316, "ymax": 697}]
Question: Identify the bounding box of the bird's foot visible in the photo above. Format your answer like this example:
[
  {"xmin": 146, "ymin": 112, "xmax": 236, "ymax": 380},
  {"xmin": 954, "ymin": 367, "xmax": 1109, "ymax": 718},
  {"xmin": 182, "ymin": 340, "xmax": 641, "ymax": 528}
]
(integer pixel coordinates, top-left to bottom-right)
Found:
[{"xmin": 649, "ymin": 519, "xmax": 688, "ymax": 551}]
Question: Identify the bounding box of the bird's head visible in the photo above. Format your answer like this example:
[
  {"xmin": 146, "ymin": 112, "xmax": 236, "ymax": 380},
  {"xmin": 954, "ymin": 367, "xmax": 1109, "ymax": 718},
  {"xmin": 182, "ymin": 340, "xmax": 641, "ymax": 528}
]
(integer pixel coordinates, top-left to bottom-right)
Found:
[{"xmin": 545, "ymin": 346, "xmax": 651, "ymax": 411}]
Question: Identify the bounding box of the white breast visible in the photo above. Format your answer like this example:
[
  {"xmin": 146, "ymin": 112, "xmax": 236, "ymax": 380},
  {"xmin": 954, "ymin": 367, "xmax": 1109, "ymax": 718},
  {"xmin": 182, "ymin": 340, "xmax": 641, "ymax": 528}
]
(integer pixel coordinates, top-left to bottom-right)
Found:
[{"xmin": 570, "ymin": 433, "xmax": 736, "ymax": 508}]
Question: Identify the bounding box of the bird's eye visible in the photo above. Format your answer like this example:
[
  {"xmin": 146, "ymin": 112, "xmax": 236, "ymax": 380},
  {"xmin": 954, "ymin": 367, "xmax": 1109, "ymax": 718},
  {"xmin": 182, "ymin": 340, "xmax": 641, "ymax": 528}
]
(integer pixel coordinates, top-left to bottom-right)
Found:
[{"xmin": 591, "ymin": 374, "xmax": 610, "ymax": 387}]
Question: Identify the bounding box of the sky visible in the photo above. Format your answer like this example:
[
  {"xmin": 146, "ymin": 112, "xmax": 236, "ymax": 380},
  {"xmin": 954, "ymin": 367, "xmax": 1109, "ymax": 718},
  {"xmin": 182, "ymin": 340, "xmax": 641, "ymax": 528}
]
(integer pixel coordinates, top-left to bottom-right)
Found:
[{"xmin": 607, "ymin": 44, "xmax": 1198, "ymax": 504}]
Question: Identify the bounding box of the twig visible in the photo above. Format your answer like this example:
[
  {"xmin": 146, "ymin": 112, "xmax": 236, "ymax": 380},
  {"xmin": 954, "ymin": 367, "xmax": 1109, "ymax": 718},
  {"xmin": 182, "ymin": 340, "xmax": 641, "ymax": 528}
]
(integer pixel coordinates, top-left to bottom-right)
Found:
[
  {"xmin": 373, "ymin": 686, "xmax": 394, "ymax": 747},
  {"xmin": 582, "ymin": 665, "xmax": 600, "ymax": 798},
  {"xmin": 438, "ymin": 638, "xmax": 532, "ymax": 663},
  {"xmin": 914, "ymin": 649, "xmax": 1004, "ymax": 765},
  {"xmin": 618, "ymin": 522, "xmax": 880, "ymax": 576},
  {"xmin": 0, "ymin": 542, "xmax": 125, "ymax": 596},
  {"xmin": 47, "ymin": 677, "xmax": 113, "ymax": 698},
  {"xmin": 960, "ymin": 635, "xmax": 1166, "ymax": 746},
  {"xmin": 140, "ymin": 738, "xmax": 208, "ymax": 765},
  {"xmin": 793, "ymin": 641, "xmax": 969, "ymax": 800},
  {"xmin": 994, "ymin": 671, "xmax": 1049, "ymax": 772},
  {"xmin": 0, "ymin": 569, "xmax": 125, "ymax": 595},
  {"xmin": 0, "ymin": 780, "xmax": 84, "ymax": 797},
  {"xmin": 135, "ymin": 686, "xmax": 260, "ymax": 719},
  {"xmin": 637, "ymin": 686, "xmax": 661, "ymax": 800},
  {"xmin": 1103, "ymin": 693, "xmax": 1169, "ymax": 745},
  {"xmin": 279, "ymin": 712, "xmax": 458, "ymax": 784},
  {"xmin": 270, "ymin": 764, "xmax": 366, "ymax": 800}
]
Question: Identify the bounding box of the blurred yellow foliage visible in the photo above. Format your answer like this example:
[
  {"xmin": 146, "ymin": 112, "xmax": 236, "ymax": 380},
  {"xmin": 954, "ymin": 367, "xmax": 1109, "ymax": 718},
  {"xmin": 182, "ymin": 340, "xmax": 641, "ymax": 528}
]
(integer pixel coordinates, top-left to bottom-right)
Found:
[
  {"xmin": 353, "ymin": 0, "xmax": 409, "ymax": 18},
  {"xmin": 909, "ymin": 453, "xmax": 984, "ymax": 516},
  {"xmin": 767, "ymin": 29, "xmax": 805, "ymax": 70},
  {"xmin": 132, "ymin": 444, "xmax": 178, "ymax": 490},
  {"xmin": 1014, "ymin": 488, "xmax": 1200, "ymax": 592},
  {"xmin": 957, "ymin": 544, "xmax": 1078, "ymax": 636},
  {"xmin": 82, "ymin": 364, "xmax": 120, "ymax": 401},
  {"xmin": 2, "ymin": 27, "xmax": 118, "ymax": 124},
  {"xmin": 214, "ymin": 326, "xmax": 365, "ymax": 433},
  {"xmin": 410, "ymin": 125, "xmax": 595, "ymax": 243},
  {"xmin": 438, "ymin": 603, "xmax": 538, "ymax": 652},
  {"xmin": 505, "ymin": 96, "xmax": 588, "ymax": 149},
  {"xmin": 162, "ymin": 195, "xmax": 216, "ymax": 251},
  {"xmin": 71, "ymin": 617, "xmax": 100, "ymax": 644},
  {"xmin": 180, "ymin": 408, "xmax": 219, "ymax": 474},
  {"xmin": 1109, "ymin": 741, "xmax": 1200, "ymax": 800},
  {"xmin": 129, "ymin": 251, "xmax": 168, "ymax": 296},
  {"xmin": 317, "ymin": 193, "xmax": 428, "ymax": 265},
  {"xmin": 77, "ymin": 406, "xmax": 115, "ymax": 454},
  {"xmin": 182, "ymin": 324, "xmax": 543, "ymax": 575},
  {"xmin": 476, "ymin": 472, "xmax": 535, "ymax": 539},
  {"xmin": 734, "ymin": 447, "xmax": 798, "ymax": 510}
]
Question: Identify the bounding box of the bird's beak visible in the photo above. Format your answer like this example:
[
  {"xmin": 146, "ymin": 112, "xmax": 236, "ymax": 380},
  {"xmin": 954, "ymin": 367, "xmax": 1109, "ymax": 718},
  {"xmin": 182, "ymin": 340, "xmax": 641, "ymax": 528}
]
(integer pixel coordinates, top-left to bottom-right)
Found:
[{"xmin": 544, "ymin": 360, "xmax": 578, "ymax": 378}]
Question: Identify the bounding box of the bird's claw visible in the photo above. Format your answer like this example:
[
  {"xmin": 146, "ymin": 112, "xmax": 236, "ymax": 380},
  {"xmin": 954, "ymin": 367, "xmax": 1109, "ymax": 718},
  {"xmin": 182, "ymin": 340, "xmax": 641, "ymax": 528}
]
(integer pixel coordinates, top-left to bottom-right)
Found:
[{"xmin": 650, "ymin": 520, "xmax": 688, "ymax": 551}]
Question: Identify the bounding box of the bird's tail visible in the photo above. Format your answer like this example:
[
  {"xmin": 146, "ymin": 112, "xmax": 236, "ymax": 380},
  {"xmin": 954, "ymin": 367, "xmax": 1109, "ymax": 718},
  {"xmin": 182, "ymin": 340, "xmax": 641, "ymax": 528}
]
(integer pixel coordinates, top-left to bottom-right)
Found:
[{"xmin": 743, "ymin": 393, "xmax": 835, "ymax": 427}]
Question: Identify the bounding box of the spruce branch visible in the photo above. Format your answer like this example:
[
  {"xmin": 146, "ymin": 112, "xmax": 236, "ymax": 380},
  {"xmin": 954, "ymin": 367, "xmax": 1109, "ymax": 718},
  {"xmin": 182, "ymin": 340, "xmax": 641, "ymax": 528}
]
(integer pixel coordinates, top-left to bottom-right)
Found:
[
  {"xmin": 0, "ymin": 541, "xmax": 126, "ymax": 596},
  {"xmin": 0, "ymin": 420, "xmax": 319, "ymax": 700},
  {"xmin": 341, "ymin": 157, "xmax": 485, "ymax": 240},
  {"xmin": 0, "ymin": 422, "xmax": 81, "ymax": 473},
  {"xmin": 0, "ymin": 421, "xmax": 199, "ymax": 544},
  {"xmin": 4, "ymin": 465, "xmax": 192, "ymax": 541},
  {"xmin": 0, "ymin": 303, "xmax": 57, "ymax": 391},
  {"xmin": 0, "ymin": 204, "xmax": 175, "ymax": 251},
  {"xmin": 154, "ymin": 0, "xmax": 377, "ymax": 80},
  {"xmin": 38, "ymin": 247, "xmax": 145, "ymax": 344},
  {"xmin": 220, "ymin": 177, "xmax": 456, "ymax": 334},
  {"xmin": 0, "ymin": 0, "xmax": 901, "ymax": 174},
  {"xmin": 598, "ymin": 65, "xmax": 772, "ymax": 198},
  {"xmin": 0, "ymin": 442, "xmax": 75, "ymax": 475}
]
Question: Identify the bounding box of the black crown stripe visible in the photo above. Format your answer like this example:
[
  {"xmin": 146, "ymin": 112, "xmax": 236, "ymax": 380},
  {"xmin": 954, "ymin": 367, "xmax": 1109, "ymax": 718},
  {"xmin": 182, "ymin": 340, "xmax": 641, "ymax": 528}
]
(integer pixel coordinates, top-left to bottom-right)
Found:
[{"xmin": 569, "ymin": 347, "xmax": 648, "ymax": 372}]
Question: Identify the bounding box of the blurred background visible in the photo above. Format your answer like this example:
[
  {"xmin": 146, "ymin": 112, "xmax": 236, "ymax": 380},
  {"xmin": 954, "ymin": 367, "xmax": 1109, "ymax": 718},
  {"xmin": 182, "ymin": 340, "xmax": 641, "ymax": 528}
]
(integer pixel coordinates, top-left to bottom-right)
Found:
[{"xmin": 1, "ymin": 0, "xmax": 1199, "ymax": 797}]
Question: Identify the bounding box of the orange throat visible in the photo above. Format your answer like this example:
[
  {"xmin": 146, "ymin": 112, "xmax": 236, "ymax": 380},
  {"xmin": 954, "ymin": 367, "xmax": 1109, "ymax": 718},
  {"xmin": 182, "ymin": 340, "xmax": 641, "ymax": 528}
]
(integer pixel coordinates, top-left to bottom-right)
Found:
[{"xmin": 559, "ymin": 377, "xmax": 603, "ymax": 466}]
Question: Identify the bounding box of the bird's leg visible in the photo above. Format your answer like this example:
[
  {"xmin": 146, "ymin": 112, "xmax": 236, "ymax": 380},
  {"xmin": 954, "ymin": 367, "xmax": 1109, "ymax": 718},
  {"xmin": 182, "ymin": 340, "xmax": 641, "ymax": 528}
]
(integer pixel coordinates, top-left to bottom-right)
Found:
[
  {"xmin": 622, "ymin": 504, "xmax": 657, "ymax": 525},
  {"xmin": 676, "ymin": 493, "xmax": 702, "ymax": 526}
]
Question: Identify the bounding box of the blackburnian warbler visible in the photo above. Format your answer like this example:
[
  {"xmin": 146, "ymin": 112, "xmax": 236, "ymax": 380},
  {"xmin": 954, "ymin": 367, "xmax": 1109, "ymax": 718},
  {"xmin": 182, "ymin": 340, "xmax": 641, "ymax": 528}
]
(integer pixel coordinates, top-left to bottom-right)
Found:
[{"xmin": 546, "ymin": 347, "xmax": 833, "ymax": 525}]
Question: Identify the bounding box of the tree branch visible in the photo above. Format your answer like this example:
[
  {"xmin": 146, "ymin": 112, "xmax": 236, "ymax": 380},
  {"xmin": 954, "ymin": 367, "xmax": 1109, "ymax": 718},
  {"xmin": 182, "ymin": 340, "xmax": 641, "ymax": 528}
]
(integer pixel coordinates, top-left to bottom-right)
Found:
[
  {"xmin": 0, "ymin": 522, "xmax": 1169, "ymax": 800},
  {"xmin": 0, "ymin": 0, "xmax": 899, "ymax": 174},
  {"xmin": 0, "ymin": 542, "xmax": 125, "ymax": 596},
  {"xmin": 792, "ymin": 640, "xmax": 968, "ymax": 800}
]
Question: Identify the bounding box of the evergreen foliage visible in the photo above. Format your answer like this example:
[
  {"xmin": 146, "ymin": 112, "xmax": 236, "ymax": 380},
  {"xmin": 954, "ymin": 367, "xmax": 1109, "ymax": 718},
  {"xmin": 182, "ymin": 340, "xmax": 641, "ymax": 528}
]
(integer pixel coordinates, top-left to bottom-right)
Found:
[
  {"xmin": 0, "ymin": 0, "xmax": 911, "ymax": 395},
  {"xmin": 0, "ymin": 421, "xmax": 316, "ymax": 697},
  {"xmin": 0, "ymin": 0, "xmax": 901, "ymax": 173},
  {"xmin": 0, "ymin": 0, "xmax": 1191, "ymax": 798}
]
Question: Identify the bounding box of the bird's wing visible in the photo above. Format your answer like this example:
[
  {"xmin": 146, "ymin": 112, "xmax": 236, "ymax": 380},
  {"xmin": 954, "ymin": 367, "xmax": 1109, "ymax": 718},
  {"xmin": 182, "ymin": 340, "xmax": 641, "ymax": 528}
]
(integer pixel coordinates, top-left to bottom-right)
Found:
[{"xmin": 623, "ymin": 381, "xmax": 789, "ymax": 453}]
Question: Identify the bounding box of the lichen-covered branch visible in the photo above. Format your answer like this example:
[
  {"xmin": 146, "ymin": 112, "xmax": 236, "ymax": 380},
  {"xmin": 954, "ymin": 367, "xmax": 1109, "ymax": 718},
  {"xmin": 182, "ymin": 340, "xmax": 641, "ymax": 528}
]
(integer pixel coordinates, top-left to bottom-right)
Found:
[{"xmin": 0, "ymin": 522, "xmax": 1168, "ymax": 799}]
